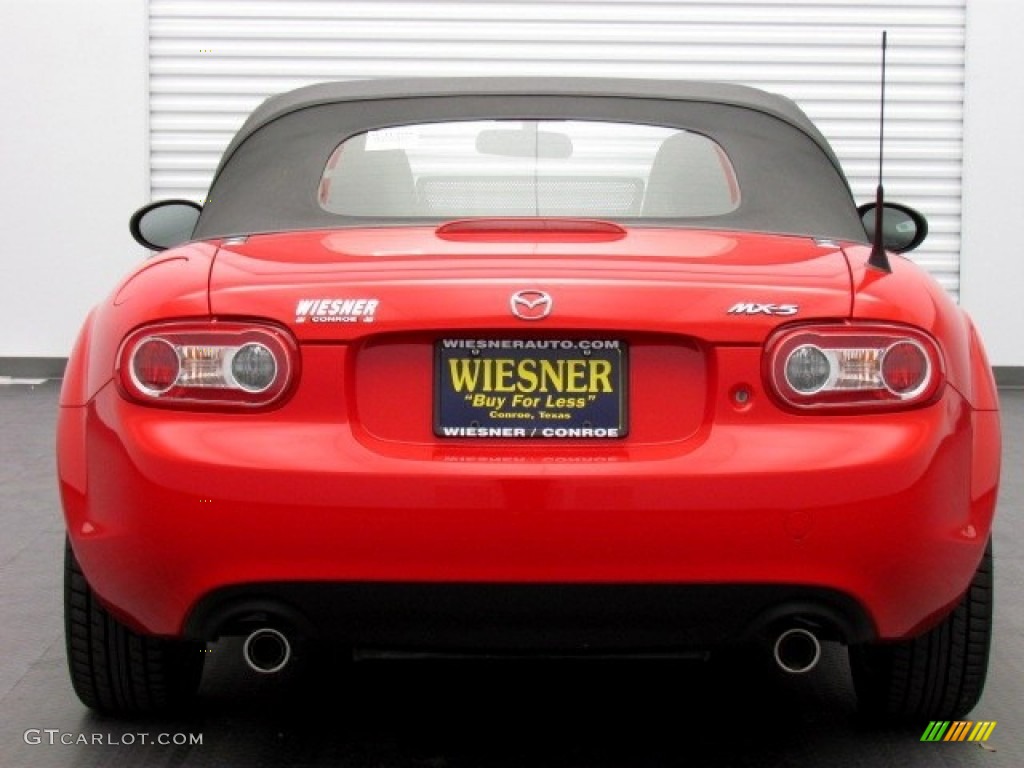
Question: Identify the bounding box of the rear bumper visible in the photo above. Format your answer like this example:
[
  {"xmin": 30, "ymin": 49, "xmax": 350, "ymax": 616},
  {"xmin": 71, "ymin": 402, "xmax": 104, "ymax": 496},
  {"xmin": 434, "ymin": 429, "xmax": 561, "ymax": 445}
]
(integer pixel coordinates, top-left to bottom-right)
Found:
[{"xmin": 59, "ymin": 381, "xmax": 998, "ymax": 645}]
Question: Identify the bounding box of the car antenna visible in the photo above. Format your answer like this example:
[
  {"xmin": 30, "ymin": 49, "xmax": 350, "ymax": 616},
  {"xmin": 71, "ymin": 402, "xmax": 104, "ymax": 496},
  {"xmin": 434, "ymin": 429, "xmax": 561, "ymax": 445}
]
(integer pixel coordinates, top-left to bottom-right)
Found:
[{"xmin": 867, "ymin": 30, "xmax": 892, "ymax": 273}]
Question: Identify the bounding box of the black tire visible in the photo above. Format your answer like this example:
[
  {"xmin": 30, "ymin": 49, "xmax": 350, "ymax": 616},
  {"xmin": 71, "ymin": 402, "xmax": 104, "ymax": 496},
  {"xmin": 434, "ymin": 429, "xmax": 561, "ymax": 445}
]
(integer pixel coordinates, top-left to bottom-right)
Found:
[
  {"xmin": 64, "ymin": 538, "xmax": 205, "ymax": 715},
  {"xmin": 849, "ymin": 539, "xmax": 993, "ymax": 723}
]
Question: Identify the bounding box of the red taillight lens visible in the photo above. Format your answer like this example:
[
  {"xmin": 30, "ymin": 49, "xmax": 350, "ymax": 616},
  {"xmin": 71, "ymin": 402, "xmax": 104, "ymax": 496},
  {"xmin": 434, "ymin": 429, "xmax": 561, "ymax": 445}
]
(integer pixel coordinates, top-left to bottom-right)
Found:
[
  {"xmin": 117, "ymin": 321, "xmax": 298, "ymax": 408},
  {"xmin": 131, "ymin": 337, "xmax": 180, "ymax": 395},
  {"xmin": 766, "ymin": 324, "xmax": 943, "ymax": 411},
  {"xmin": 881, "ymin": 340, "xmax": 930, "ymax": 396}
]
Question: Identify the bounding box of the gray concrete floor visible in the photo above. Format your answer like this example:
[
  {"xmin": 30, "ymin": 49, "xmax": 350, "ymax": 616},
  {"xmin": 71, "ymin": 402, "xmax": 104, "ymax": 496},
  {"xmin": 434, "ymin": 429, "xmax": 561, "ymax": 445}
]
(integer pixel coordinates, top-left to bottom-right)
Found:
[{"xmin": 1, "ymin": 381, "xmax": 1021, "ymax": 768}]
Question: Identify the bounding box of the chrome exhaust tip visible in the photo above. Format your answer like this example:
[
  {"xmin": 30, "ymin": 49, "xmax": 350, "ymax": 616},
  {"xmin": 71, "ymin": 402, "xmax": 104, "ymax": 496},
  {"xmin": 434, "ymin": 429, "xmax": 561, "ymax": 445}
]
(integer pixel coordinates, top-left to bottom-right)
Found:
[
  {"xmin": 772, "ymin": 627, "xmax": 822, "ymax": 674},
  {"xmin": 242, "ymin": 628, "xmax": 292, "ymax": 674}
]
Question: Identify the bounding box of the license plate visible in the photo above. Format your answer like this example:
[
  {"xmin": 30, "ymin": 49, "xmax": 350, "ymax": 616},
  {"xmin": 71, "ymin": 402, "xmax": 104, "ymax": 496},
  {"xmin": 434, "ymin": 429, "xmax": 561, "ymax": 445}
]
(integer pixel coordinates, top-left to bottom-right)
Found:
[{"xmin": 435, "ymin": 339, "xmax": 627, "ymax": 438}]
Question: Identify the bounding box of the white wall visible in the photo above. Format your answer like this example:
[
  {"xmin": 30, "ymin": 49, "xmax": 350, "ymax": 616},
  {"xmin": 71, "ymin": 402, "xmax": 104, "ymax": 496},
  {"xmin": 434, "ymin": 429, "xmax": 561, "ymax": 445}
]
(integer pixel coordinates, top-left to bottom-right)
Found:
[
  {"xmin": 0, "ymin": 1, "xmax": 1020, "ymax": 369},
  {"xmin": 960, "ymin": 1, "xmax": 1024, "ymax": 368},
  {"xmin": 0, "ymin": 0, "xmax": 147, "ymax": 361}
]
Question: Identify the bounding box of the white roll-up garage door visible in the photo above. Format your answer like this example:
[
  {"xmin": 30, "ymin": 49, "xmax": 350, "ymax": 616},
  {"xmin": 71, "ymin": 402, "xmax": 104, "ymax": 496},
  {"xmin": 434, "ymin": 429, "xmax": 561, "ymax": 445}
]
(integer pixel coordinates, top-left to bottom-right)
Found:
[{"xmin": 149, "ymin": 0, "xmax": 966, "ymax": 296}]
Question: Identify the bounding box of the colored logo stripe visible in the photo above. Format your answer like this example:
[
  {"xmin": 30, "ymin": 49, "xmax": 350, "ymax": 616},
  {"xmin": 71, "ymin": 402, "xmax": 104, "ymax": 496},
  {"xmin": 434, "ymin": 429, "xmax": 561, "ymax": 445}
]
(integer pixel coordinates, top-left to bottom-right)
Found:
[
  {"xmin": 944, "ymin": 721, "xmax": 972, "ymax": 741},
  {"xmin": 968, "ymin": 722, "xmax": 997, "ymax": 742},
  {"xmin": 920, "ymin": 721, "xmax": 996, "ymax": 742}
]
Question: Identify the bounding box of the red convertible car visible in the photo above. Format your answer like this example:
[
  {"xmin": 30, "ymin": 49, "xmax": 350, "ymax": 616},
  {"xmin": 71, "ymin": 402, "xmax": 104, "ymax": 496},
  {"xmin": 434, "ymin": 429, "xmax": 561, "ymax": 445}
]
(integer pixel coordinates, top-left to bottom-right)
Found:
[{"xmin": 58, "ymin": 78, "xmax": 999, "ymax": 720}]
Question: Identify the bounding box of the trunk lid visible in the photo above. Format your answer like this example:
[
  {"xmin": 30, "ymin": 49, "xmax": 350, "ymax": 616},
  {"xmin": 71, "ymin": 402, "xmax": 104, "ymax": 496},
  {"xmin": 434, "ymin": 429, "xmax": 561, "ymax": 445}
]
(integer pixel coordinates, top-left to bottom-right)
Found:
[
  {"xmin": 209, "ymin": 226, "xmax": 852, "ymax": 446},
  {"xmin": 209, "ymin": 226, "xmax": 852, "ymax": 341}
]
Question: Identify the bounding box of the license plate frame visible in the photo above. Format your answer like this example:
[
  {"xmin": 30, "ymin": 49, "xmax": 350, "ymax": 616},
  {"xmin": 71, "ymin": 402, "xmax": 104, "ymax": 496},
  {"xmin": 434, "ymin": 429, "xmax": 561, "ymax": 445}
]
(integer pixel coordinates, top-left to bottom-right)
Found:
[{"xmin": 434, "ymin": 338, "xmax": 628, "ymax": 439}]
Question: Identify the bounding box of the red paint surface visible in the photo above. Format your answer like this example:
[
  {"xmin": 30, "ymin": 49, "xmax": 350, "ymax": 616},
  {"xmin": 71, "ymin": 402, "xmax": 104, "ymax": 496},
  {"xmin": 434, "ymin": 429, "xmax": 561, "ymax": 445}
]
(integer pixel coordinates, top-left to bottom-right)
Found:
[{"xmin": 58, "ymin": 226, "xmax": 1000, "ymax": 641}]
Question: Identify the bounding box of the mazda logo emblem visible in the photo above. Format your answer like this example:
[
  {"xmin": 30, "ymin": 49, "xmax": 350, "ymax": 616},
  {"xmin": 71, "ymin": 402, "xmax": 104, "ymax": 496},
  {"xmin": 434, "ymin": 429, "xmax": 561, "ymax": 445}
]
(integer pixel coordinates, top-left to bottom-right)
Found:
[{"xmin": 510, "ymin": 290, "xmax": 552, "ymax": 321}]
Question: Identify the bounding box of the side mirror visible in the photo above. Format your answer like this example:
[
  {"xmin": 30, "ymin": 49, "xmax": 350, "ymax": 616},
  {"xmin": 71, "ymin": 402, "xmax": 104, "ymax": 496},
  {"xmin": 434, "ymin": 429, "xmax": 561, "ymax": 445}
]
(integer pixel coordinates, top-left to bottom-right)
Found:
[
  {"xmin": 857, "ymin": 202, "xmax": 928, "ymax": 253},
  {"xmin": 129, "ymin": 200, "xmax": 202, "ymax": 251}
]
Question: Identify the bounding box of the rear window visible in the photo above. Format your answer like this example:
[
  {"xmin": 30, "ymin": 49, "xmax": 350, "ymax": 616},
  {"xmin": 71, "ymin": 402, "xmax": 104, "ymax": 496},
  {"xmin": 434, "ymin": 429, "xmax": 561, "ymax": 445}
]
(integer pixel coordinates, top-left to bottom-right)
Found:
[{"xmin": 318, "ymin": 120, "xmax": 740, "ymax": 219}]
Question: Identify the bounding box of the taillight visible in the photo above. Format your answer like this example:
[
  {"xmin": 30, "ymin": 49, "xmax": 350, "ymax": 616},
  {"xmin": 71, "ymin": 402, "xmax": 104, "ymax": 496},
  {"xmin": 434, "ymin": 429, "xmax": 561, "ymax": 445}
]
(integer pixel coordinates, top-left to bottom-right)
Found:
[
  {"xmin": 117, "ymin": 321, "xmax": 298, "ymax": 408},
  {"xmin": 766, "ymin": 324, "xmax": 943, "ymax": 410}
]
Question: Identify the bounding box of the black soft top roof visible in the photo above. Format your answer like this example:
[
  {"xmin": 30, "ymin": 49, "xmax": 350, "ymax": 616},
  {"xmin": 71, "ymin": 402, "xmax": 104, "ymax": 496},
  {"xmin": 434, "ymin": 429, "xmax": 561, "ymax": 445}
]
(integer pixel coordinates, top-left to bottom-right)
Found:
[
  {"xmin": 195, "ymin": 77, "xmax": 866, "ymax": 242},
  {"xmin": 225, "ymin": 77, "xmax": 840, "ymax": 169}
]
